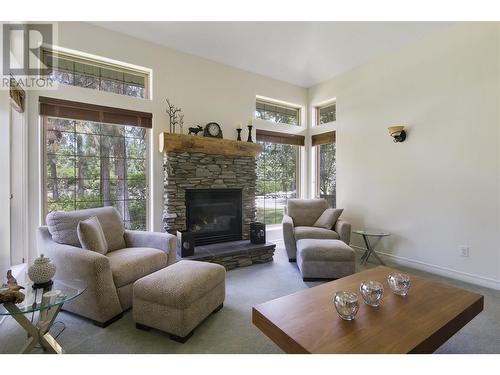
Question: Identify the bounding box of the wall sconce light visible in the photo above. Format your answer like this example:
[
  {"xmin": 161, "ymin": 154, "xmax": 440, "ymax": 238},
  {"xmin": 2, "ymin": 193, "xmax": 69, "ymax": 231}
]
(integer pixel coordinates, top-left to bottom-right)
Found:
[{"xmin": 388, "ymin": 125, "xmax": 406, "ymax": 143}]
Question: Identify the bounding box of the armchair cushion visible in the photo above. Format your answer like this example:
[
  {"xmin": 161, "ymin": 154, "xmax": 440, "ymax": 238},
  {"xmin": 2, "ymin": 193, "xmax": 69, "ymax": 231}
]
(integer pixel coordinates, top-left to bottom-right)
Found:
[
  {"xmin": 77, "ymin": 216, "xmax": 108, "ymax": 255},
  {"xmin": 124, "ymin": 230, "xmax": 177, "ymax": 266},
  {"xmin": 286, "ymin": 199, "xmax": 329, "ymax": 226},
  {"xmin": 46, "ymin": 206, "xmax": 126, "ymax": 251},
  {"xmin": 294, "ymin": 226, "xmax": 340, "ymax": 241},
  {"xmin": 107, "ymin": 247, "xmax": 168, "ymax": 288},
  {"xmin": 313, "ymin": 208, "xmax": 343, "ymax": 229}
]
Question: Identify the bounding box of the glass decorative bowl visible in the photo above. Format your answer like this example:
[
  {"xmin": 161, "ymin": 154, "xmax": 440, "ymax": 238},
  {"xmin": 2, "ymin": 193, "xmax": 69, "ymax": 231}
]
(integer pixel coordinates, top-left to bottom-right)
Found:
[
  {"xmin": 359, "ymin": 280, "xmax": 384, "ymax": 307},
  {"xmin": 333, "ymin": 291, "xmax": 360, "ymax": 321},
  {"xmin": 387, "ymin": 272, "xmax": 411, "ymax": 296}
]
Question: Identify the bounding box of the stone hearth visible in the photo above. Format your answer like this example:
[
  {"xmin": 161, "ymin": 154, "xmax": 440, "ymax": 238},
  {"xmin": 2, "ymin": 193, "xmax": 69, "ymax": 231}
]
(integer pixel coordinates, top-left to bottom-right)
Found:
[
  {"xmin": 178, "ymin": 241, "xmax": 276, "ymax": 270},
  {"xmin": 163, "ymin": 150, "xmax": 257, "ymax": 239}
]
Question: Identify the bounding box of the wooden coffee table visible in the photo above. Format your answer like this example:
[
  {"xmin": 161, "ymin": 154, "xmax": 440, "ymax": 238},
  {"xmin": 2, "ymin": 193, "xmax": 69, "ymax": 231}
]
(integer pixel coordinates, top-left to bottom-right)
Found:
[{"xmin": 252, "ymin": 266, "xmax": 483, "ymax": 354}]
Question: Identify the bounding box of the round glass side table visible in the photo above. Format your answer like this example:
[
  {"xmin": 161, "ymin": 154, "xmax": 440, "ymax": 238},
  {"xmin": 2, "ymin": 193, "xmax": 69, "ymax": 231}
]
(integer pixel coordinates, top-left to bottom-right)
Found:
[
  {"xmin": 352, "ymin": 230, "xmax": 390, "ymax": 266},
  {"xmin": 0, "ymin": 279, "xmax": 86, "ymax": 354}
]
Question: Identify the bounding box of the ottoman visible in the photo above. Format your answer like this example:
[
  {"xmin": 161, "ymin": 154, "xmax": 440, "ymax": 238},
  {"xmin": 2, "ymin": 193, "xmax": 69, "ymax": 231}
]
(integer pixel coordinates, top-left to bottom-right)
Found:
[
  {"xmin": 133, "ymin": 260, "xmax": 225, "ymax": 342},
  {"xmin": 296, "ymin": 239, "xmax": 355, "ymax": 281}
]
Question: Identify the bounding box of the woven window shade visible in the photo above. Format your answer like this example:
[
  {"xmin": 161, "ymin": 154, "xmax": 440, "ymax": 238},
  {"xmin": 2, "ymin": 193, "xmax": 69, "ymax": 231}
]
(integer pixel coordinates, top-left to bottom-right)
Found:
[
  {"xmin": 311, "ymin": 131, "xmax": 335, "ymax": 146},
  {"xmin": 256, "ymin": 129, "xmax": 305, "ymax": 146},
  {"xmin": 39, "ymin": 97, "xmax": 152, "ymax": 128},
  {"xmin": 124, "ymin": 72, "xmax": 145, "ymax": 86},
  {"xmin": 100, "ymin": 67, "xmax": 124, "ymax": 82},
  {"xmin": 74, "ymin": 61, "xmax": 100, "ymax": 76},
  {"xmin": 48, "ymin": 55, "xmax": 74, "ymax": 73}
]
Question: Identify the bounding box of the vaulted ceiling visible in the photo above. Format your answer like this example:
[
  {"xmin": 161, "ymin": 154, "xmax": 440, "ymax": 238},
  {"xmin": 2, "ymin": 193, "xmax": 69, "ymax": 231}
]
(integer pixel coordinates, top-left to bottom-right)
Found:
[{"xmin": 93, "ymin": 22, "xmax": 451, "ymax": 87}]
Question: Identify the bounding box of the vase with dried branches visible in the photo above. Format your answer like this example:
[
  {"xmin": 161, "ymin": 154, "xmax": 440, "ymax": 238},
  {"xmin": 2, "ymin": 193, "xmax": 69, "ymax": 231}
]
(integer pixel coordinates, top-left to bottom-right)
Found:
[{"xmin": 166, "ymin": 98, "xmax": 182, "ymax": 133}]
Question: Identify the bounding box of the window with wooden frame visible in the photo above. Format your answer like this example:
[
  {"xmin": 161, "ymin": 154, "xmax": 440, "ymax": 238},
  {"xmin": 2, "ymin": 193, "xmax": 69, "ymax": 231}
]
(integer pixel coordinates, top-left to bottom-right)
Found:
[
  {"xmin": 255, "ymin": 99, "xmax": 300, "ymax": 126},
  {"xmin": 312, "ymin": 131, "xmax": 336, "ymax": 208},
  {"xmin": 255, "ymin": 130, "xmax": 304, "ymax": 225},
  {"xmin": 42, "ymin": 49, "xmax": 150, "ymax": 99},
  {"xmin": 40, "ymin": 97, "xmax": 152, "ymax": 230},
  {"xmin": 316, "ymin": 101, "xmax": 336, "ymax": 125}
]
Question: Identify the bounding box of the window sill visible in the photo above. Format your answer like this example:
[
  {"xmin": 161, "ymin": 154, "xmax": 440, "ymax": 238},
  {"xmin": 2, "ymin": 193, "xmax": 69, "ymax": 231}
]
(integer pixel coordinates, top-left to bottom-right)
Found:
[{"xmin": 314, "ymin": 121, "xmax": 336, "ymax": 127}]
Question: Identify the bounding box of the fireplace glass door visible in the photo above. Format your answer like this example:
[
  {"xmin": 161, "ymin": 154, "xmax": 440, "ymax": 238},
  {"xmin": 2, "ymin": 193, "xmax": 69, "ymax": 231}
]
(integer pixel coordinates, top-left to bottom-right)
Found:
[{"xmin": 185, "ymin": 189, "xmax": 242, "ymax": 246}]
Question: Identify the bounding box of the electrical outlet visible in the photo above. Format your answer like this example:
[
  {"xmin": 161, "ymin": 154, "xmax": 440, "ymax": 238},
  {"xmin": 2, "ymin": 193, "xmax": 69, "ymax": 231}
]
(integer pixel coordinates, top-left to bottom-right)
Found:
[{"xmin": 460, "ymin": 246, "xmax": 470, "ymax": 258}]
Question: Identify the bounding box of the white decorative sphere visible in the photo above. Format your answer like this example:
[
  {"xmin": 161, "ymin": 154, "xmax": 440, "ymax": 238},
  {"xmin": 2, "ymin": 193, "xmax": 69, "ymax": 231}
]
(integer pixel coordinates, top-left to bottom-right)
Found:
[{"xmin": 28, "ymin": 254, "xmax": 56, "ymax": 285}]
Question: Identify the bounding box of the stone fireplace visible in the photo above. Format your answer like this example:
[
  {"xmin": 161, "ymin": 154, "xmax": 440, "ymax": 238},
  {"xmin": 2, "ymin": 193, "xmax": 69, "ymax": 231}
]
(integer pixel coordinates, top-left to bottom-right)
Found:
[
  {"xmin": 161, "ymin": 133, "xmax": 275, "ymax": 270},
  {"xmin": 162, "ymin": 135, "xmax": 259, "ymax": 241}
]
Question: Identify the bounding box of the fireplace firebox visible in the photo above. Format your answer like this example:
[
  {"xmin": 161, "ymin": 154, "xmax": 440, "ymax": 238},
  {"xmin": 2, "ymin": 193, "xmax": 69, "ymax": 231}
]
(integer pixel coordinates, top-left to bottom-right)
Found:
[{"xmin": 185, "ymin": 189, "xmax": 243, "ymax": 246}]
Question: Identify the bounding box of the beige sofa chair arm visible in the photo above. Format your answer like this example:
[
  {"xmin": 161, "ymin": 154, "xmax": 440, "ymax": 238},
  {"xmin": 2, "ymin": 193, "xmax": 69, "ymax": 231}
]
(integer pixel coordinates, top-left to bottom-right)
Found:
[
  {"xmin": 282, "ymin": 214, "xmax": 297, "ymax": 261},
  {"xmin": 37, "ymin": 226, "xmax": 123, "ymax": 324},
  {"xmin": 334, "ymin": 219, "xmax": 351, "ymax": 244},
  {"xmin": 124, "ymin": 230, "xmax": 177, "ymax": 266}
]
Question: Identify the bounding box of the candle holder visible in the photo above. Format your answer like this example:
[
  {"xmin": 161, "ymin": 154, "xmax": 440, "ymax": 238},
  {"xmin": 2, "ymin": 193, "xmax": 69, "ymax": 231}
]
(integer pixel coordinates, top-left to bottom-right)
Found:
[
  {"xmin": 388, "ymin": 272, "xmax": 411, "ymax": 296},
  {"xmin": 236, "ymin": 128, "xmax": 242, "ymax": 141},
  {"xmin": 334, "ymin": 291, "xmax": 359, "ymax": 321},
  {"xmin": 247, "ymin": 125, "xmax": 253, "ymax": 142}
]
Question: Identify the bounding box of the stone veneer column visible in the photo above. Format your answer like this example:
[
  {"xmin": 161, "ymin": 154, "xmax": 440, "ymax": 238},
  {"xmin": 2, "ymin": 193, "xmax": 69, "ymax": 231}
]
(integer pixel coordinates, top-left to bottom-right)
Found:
[{"xmin": 163, "ymin": 151, "xmax": 257, "ymax": 239}]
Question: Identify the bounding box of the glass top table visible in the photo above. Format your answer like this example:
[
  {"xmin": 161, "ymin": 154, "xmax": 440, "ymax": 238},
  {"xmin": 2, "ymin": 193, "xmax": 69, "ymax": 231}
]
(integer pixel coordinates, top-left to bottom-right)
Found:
[
  {"xmin": 352, "ymin": 230, "xmax": 391, "ymax": 265},
  {"xmin": 352, "ymin": 230, "xmax": 391, "ymax": 237},
  {"xmin": 0, "ymin": 279, "xmax": 86, "ymax": 316},
  {"xmin": 0, "ymin": 278, "xmax": 86, "ymax": 354}
]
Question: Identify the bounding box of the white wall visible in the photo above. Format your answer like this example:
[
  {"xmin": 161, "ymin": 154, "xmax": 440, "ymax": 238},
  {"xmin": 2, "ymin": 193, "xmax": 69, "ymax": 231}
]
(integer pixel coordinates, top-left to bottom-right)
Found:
[
  {"xmin": 26, "ymin": 22, "xmax": 308, "ymax": 261},
  {"xmin": 10, "ymin": 106, "xmax": 28, "ymax": 266},
  {"xmin": 0, "ymin": 90, "xmax": 11, "ymax": 277},
  {"xmin": 0, "ymin": 25, "xmax": 12, "ymax": 276},
  {"xmin": 308, "ymin": 23, "xmax": 500, "ymax": 287}
]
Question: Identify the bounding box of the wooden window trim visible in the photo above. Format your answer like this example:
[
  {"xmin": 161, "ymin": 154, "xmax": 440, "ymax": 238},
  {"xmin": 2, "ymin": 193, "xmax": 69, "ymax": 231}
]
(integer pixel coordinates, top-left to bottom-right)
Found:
[
  {"xmin": 312, "ymin": 131, "xmax": 336, "ymax": 146},
  {"xmin": 256, "ymin": 129, "xmax": 305, "ymax": 146},
  {"xmin": 39, "ymin": 96, "xmax": 152, "ymax": 128}
]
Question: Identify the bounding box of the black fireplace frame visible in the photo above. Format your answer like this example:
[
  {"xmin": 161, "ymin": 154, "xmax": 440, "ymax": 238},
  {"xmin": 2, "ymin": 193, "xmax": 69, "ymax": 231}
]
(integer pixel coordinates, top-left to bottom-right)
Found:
[{"xmin": 185, "ymin": 188, "xmax": 243, "ymax": 246}]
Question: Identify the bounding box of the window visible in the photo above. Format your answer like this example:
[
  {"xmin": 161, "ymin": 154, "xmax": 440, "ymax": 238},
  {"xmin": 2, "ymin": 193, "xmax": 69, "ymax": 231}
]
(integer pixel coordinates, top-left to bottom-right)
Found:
[
  {"xmin": 317, "ymin": 102, "xmax": 336, "ymax": 125},
  {"xmin": 255, "ymin": 130, "xmax": 304, "ymax": 225},
  {"xmin": 40, "ymin": 97, "xmax": 152, "ymax": 230},
  {"xmin": 42, "ymin": 50, "xmax": 150, "ymax": 99},
  {"xmin": 313, "ymin": 132, "xmax": 336, "ymax": 208},
  {"xmin": 255, "ymin": 99, "xmax": 300, "ymax": 126}
]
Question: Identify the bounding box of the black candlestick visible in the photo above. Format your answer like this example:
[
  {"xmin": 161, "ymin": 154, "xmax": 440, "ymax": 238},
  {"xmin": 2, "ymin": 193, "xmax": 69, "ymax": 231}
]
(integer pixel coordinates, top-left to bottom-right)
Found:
[
  {"xmin": 247, "ymin": 125, "xmax": 253, "ymax": 142},
  {"xmin": 236, "ymin": 128, "xmax": 242, "ymax": 141}
]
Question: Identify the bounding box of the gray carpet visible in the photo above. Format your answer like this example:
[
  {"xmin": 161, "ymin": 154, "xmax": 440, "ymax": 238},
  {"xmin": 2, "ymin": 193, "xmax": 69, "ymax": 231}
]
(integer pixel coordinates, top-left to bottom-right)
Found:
[{"xmin": 1, "ymin": 239, "xmax": 499, "ymax": 354}]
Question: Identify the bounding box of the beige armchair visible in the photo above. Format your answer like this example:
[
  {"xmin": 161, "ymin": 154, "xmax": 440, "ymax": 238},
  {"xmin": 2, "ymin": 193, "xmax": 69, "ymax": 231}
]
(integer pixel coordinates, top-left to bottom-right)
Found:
[
  {"xmin": 37, "ymin": 207, "xmax": 176, "ymax": 327},
  {"xmin": 282, "ymin": 199, "xmax": 351, "ymax": 261}
]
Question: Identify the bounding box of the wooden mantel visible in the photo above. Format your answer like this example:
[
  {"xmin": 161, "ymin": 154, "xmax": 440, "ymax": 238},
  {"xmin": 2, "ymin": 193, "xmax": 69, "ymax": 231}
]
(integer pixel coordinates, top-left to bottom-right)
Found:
[{"xmin": 159, "ymin": 132, "xmax": 262, "ymax": 157}]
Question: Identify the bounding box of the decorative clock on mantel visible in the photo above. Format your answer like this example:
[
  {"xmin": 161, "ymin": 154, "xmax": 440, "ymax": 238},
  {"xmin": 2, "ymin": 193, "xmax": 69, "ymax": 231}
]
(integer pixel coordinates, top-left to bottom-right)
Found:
[{"xmin": 203, "ymin": 122, "xmax": 223, "ymax": 138}]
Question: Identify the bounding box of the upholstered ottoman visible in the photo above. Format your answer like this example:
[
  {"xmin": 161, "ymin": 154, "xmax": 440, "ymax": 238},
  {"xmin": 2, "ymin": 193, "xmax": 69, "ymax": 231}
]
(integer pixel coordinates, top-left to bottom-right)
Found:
[
  {"xmin": 133, "ymin": 260, "xmax": 225, "ymax": 342},
  {"xmin": 296, "ymin": 239, "xmax": 355, "ymax": 281}
]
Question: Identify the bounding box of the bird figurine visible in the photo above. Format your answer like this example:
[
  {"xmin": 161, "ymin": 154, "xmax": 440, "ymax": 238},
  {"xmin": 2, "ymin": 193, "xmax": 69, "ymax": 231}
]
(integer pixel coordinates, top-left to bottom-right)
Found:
[{"xmin": 0, "ymin": 270, "xmax": 25, "ymax": 304}]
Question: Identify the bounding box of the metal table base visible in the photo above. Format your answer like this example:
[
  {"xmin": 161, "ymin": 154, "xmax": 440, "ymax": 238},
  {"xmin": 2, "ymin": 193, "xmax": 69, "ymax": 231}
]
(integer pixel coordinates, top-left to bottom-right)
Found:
[
  {"xmin": 358, "ymin": 233, "xmax": 386, "ymax": 266},
  {"xmin": 3, "ymin": 302, "xmax": 64, "ymax": 354}
]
